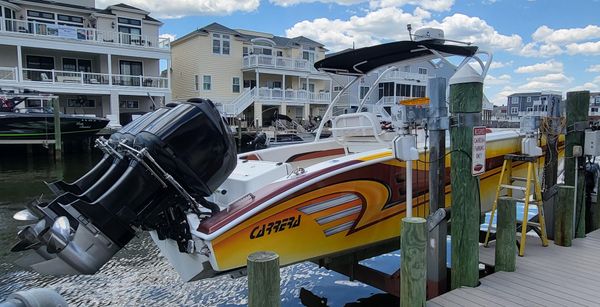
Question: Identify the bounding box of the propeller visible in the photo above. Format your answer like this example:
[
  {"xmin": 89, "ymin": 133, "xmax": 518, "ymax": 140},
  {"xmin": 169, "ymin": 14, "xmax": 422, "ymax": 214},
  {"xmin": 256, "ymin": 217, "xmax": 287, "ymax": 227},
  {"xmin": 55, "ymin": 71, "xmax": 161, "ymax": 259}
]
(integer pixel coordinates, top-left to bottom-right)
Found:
[
  {"xmin": 46, "ymin": 216, "xmax": 72, "ymax": 254},
  {"xmin": 13, "ymin": 209, "xmax": 38, "ymax": 221},
  {"xmin": 11, "ymin": 219, "xmax": 46, "ymax": 252}
]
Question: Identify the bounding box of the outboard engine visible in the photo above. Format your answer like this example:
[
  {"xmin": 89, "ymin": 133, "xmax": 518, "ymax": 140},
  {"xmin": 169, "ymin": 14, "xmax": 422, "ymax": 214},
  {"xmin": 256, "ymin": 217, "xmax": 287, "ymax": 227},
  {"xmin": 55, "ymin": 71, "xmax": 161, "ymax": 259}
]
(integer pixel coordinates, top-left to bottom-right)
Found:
[{"xmin": 11, "ymin": 98, "xmax": 237, "ymax": 275}]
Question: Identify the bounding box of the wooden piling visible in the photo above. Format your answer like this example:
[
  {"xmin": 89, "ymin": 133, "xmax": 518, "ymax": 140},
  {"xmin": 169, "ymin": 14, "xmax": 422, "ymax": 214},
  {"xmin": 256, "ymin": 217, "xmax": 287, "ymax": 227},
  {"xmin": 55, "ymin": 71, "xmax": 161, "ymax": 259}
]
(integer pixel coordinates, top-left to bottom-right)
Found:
[
  {"xmin": 541, "ymin": 96, "xmax": 561, "ymax": 240},
  {"xmin": 52, "ymin": 98, "xmax": 62, "ymax": 161},
  {"xmin": 495, "ymin": 197, "xmax": 516, "ymax": 272},
  {"xmin": 592, "ymin": 179, "xmax": 600, "ymax": 231},
  {"xmin": 449, "ymin": 80, "xmax": 483, "ymax": 289},
  {"xmin": 555, "ymin": 185, "xmax": 575, "ymax": 246},
  {"xmin": 400, "ymin": 217, "xmax": 427, "ymax": 307},
  {"xmin": 247, "ymin": 251, "xmax": 280, "ymax": 307},
  {"xmin": 564, "ymin": 91, "xmax": 590, "ymax": 238}
]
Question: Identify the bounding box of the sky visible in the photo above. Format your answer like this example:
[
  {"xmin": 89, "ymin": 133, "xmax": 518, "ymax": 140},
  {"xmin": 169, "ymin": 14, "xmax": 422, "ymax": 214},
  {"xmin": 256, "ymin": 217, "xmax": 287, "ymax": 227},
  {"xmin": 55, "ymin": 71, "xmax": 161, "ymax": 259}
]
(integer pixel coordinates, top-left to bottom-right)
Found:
[{"xmin": 98, "ymin": 0, "xmax": 600, "ymax": 105}]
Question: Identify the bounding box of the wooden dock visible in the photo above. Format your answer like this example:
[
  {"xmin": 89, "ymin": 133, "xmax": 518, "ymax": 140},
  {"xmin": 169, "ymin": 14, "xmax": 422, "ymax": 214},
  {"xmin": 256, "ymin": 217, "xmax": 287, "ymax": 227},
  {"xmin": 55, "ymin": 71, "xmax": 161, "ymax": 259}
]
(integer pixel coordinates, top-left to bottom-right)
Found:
[{"xmin": 428, "ymin": 230, "xmax": 600, "ymax": 306}]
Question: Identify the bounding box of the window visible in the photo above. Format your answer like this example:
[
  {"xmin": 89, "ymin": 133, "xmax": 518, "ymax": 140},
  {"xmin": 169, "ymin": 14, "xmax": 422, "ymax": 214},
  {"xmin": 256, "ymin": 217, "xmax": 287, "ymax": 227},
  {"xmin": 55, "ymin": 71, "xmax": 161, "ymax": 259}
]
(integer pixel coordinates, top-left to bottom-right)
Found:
[
  {"xmin": 27, "ymin": 10, "xmax": 55, "ymax": 20},
  {"xmin": 243, "ymin": 47, "xmax": 249, "ymax": 56},
  {"xmin": 232, "ymin": 77, "xmax": 240, "ymax": 93},
  {"xmin": 67, "ymin": 98, "xmax": 95, "ymax": 108},
  {"xmin": 412, "ymin": 85, "xmax": 426, "ymax": 98},
  {"xmin": 118, "ymin": 17, "xmax": 142, "ymax": 44},
  {"xmin": 302, "ymin": 50, "xmax": 315, "ymax": 63},
  {"xmin": 592, "ymin": 108, "xmax": 598, "ymax": 112},
  {"xmin": 333, "ymin": 86, "xmax": 344, "ymax": 91},
  {"xmin": 403, "ymin": 65, "xmax": 411, "ymax": 72},
  {"xmin": 62, "ymin": 58, "xmax": 91, "ymax": 72},
  {"xmin": 119, "ymin": 60, "xmax": 143, "ymax": 86},
  {"xmin": 194, "ymin": 75, "xmax": 199, "ymax": 91},
  {"xmin": 119, "ymin": 100, "xmax": 139, "ymax": 109},
  {"xmin": 57, "ymin": 14, "xmax": 83, "ymax": 27},
  {"xmin": 360, "ymin": 86, "xmax": 369, "ymax": 99},
  {"xmin": 272, "ymin": 81, "xmax": 282, "ymax": 89},
  {"xmin": 512, "ymin": 97, "xmax": 519, "ymax": 104},
  {"xmin": 527, "ymin": 96, "xmax": 532, "ymax": 102},
  {"xmin": 203, "ymin": 75, "xmax": 211, "ymax": 90},
  {"xmin": 378, "ymin": 82, "xmax": 394, "ymax": 99},
  {"xmin": 253, "ymin": 46, "xmax": 272, "ymax": 55},
  {"xmin": 396, "ymin": 84, "xmax": 411, "ymax": 97},
  {"xmin": 595, "ymin": 97, "xmax": 600, "ymax": 104},
  {"xmin": 276, "ymin": 51, "xmax": 283, "ymax": 57},
  {"xmin": 302, "ymin": 83, "xmax": 315, "ymax": 92},
  {"xmin": 212, "ymin": 34, "xmax": 230, "ymax": 55},
  {"xmin": 527, "ymin": 107, "xmax": 533, "ymax": 112},
  {"xmin": 418, "ymin": 67, "xmax": 428, "ymax": 75},
  {"xmin": 511, "ymin": 107, "xmax": 518, "ymax": 114}
]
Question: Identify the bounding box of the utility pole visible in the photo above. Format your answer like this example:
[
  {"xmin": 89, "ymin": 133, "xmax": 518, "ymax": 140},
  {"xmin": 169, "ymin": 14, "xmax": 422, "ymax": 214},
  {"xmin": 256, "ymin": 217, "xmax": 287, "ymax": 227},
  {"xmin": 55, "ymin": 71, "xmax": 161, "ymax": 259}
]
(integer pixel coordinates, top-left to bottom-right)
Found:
[
  {"xmin": 542, "ymin": 95, "xmax": 561, "ymax": 239},
  {"xmin": 427, "ymin": 77, "xmax": 448, "ymax": 298},
  {"xmin": 449, "ymin": 65, "xmax": 484, "ymax": 289},
  {"xmin": 564, "ymin": 91, "xmax": 590, "ymax": 238}
]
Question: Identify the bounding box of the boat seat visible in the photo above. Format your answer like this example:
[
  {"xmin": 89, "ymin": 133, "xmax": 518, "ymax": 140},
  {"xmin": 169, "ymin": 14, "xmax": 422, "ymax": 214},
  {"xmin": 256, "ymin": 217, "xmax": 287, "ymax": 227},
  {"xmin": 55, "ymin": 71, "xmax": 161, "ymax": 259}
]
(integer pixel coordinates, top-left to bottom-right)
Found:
[{"xmin": 331, "ymin": 112, "xmax": 390, "ymax": 151}]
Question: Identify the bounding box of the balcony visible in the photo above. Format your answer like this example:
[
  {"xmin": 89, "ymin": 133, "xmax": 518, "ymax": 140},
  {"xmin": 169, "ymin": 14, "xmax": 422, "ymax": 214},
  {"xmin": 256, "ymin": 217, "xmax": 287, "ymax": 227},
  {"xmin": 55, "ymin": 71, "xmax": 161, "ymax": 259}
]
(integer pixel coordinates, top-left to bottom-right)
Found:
[
  {"xmin": 0, "ymin": 18, "xmax": 169, "ymax": 50},
  {"xmin": 9, "ymin": 67, "xmax": 168, "ymax": 89},
  {"xmin": 256, "ymin": 87, "xmax": 330, "ymax": 103},
  {"xmin": 381, "ymin": 71, "xmax": 429, "ymax": 83},
  {"xmin": 242, "ymin": 55, "xmax": 320, "ymax": 73}
]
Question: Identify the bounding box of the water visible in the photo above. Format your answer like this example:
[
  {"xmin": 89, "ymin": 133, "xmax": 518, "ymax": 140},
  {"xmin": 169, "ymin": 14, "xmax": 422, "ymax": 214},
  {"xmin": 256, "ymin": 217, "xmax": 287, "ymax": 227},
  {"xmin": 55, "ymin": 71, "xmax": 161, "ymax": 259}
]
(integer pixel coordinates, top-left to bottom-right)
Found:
[{"xmin": 0, "ymin": 151, "xmax": 398, "ymax": 306}]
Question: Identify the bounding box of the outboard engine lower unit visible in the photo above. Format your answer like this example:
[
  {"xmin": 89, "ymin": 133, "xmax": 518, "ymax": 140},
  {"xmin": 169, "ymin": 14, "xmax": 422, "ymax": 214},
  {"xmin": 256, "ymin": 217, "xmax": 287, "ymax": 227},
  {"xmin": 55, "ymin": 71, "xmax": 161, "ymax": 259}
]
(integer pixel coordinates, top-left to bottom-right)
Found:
[{"xmin": 11, "ymin": 99, "xmax": 237, "ymax": 275}]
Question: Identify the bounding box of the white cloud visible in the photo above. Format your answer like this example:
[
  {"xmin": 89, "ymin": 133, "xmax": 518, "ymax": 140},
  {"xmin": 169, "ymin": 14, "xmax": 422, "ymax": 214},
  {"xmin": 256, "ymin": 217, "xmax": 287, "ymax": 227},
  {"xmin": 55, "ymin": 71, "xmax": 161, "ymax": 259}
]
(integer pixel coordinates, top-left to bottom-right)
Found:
[
  {"xmin": 427, "ymin": 14, "xmax": 522, "ymax": 52},
  {"xmin": 587, "ymin": 64, "xmax": 600, "ymax": 73},
  {"xmin": 96, "ymin": 0, "xmax": 260, "ymax": 18},
  {"xmin": 519, "ymin": 42, "xmax": 563, "ymax": 57},
  {"xmin": 532, "ymin": 25, "xmax": 600, "ymax": 45},
  {"xmin": 369, "ymin": 0, "xmax": 454, "ymax": 11},
  {"xmin": 286, "ymin": 9, "xmax": 522, "ymax": 53},
  {"xmin": 568, "ymin": 76, "xmax": 600, "ymax": 92},
  {"xmin": 270, "ymin": 0, "xmax": 364, "ymax": 6},
  {"xmin": 526, "ymin": 73, "xmax": 571, "ymax": 83},
  {"xmin": 285, "ymin": 7, "xmax": 428, "ymax": 51},
  {"xmin": 270, "ymin": 0, "xmax": 454, "ymax": 11},
  {"xmin": 566, "ymin": 41, "xmax": 600, "ymax": 56},
  {"xmin": 514, "ymin": 60, "xmax": 563, "ymax": 74},
  {"xmin": 485, "ymin": 74, "xmax": 511, "ymax": 85},
  {"xmin": 159, "ymin": 33, "xmax": 177, "ymax": 42},
  {"xmin": 490, "ymin": 60, "xmax": 513, "ymax": 69}
]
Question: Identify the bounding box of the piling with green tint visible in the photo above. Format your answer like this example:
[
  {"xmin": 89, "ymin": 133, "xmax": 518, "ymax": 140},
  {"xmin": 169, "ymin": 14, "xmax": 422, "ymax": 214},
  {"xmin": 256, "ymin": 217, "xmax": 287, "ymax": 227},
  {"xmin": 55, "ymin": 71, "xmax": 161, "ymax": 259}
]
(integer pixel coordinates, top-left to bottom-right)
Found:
[
  {"xmin": 400, "ymin": 217, "xmax": 427, "ymax": 307},
  {"xmin": 52, "ymin": 98, "xmax": 62, "ymax": 161},
  {"xmin": 564, "ymin": 91, "xmax": 590, "ymax": 238},
  {"xmin": 555, "ymin": 185, "xmax": 575, "ymax": 246},
  {"xmin": 247, "ymin": 251, "xmax": 280, "ymax": 307},
  {"xmin": 495, "ymin": 197, "xmax": 516, "ymax": 272},
  {"xmin": 450, "ymin": 80, "xmax": 483, "ymax": 289}
]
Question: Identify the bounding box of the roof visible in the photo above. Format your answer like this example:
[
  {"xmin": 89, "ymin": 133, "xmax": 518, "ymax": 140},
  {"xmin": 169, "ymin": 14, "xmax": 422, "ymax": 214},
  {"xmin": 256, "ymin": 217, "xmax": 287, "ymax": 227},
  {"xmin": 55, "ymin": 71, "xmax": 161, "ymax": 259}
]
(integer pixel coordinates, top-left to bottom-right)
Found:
[
  {"xmin": 314, "ymin": 40, "xmax": 478, "ymax": 75},
  {"xmin": 9, "ymin": 0, "xmax": 161, "ymax": 23},
  {"xmin": 173, "ymin": 22, "xmax": 326, "ymax": 49},
  {"xmin": 507, "ymin": 91, "xmax": 562, "ymax": 97}
]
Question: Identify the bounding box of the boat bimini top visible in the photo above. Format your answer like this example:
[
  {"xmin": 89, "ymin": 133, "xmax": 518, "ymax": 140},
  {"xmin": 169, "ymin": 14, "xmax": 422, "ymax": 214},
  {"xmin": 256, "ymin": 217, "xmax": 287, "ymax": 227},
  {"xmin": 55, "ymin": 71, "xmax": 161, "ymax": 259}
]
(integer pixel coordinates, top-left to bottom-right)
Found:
[{"xmin": 312, "ymin": 28, "xmax": 492, "ymax": 140}]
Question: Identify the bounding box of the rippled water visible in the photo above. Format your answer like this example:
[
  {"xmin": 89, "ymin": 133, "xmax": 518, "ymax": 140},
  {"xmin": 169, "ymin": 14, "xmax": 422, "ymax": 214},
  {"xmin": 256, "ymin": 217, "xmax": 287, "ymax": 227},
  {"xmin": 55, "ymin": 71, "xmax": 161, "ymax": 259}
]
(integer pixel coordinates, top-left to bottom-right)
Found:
[{"xmin": 0, "ymin": 150, "xmax": 398, "ymax": 306}]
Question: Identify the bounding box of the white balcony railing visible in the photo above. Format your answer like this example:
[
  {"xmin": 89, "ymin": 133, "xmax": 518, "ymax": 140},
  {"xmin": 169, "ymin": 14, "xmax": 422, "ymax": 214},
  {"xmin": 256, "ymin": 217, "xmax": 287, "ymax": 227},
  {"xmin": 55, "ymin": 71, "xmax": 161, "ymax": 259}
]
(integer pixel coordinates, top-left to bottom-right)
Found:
[
  {"xmin": 243, "ymin": 55, "xmax": 319, "ymax": 73},
  {"xmin": 382, "ymin": 71, "xmax": 429, "ymax": 83},
  {"xmin": 0, "ymin": 17, "xmax": 169, "ymax": 50},
  {"xmin": 0, "ymin": 67, "xmax": 17, "ymax": 81},
  {"xmin": 21, "ymin": 68, "xmax": 168, "ymax": 89},
  {"xmin": 256, "ymin": 88, "xmax": 330, "ymax": 103},
  {"xmin": 222, "ymin": 87, "xmax": 331, "ymax": 116}
]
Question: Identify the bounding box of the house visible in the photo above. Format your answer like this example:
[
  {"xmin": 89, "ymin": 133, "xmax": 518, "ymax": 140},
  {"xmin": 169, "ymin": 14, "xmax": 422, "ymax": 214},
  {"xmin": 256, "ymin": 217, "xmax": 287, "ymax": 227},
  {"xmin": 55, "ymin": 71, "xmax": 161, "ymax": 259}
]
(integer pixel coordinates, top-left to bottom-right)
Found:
[
  {"xmin": 170, "ymin": 22, "xmax": 332, "ymax": 127},
  {"xmin": 0, "ymin": 0, "xmax": 171, "ymax": 127},
  {"xmin": 588, "ymin": 92, "xmax": 600, "ymax": 120},
  {"xmin": 506, "ymin": 91, "xmax": 562, "ymax": 121}
]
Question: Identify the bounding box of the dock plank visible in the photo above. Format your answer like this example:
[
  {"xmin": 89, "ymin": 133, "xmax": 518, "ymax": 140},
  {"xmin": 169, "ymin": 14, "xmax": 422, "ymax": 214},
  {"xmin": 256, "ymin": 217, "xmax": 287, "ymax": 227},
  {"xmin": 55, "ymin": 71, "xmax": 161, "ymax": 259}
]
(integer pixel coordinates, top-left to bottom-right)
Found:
[{"xmin": 429, "ymin": 229, "xmax": 600, "ymax": 306}]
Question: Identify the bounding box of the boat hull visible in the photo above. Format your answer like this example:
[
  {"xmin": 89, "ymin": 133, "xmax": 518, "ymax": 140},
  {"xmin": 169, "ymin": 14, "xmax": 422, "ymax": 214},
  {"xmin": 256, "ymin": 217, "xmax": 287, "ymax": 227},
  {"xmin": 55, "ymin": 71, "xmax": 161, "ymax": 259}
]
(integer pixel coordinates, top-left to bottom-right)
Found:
[
  {"xmin": 0, "ymin": 113, "xmax": 109, "ymax": 139},
  {"xmin": 196, "ymin": 132, "xmax": 563, "ymax": 274}
]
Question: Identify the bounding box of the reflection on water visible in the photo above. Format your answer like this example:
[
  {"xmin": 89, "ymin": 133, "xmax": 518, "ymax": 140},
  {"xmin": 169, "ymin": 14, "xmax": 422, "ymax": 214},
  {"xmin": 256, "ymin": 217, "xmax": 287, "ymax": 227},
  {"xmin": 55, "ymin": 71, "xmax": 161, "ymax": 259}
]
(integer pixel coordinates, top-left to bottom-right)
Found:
[{"xmin": 0, "ymin": 150, "xmax": 398, "ymax": 306}]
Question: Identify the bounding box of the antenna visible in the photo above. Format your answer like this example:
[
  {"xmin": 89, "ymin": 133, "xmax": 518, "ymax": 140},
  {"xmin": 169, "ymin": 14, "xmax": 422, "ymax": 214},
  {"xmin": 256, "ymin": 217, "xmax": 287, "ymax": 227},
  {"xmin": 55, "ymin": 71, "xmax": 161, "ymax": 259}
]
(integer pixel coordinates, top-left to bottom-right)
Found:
[{"xmin": 407, "ymin": 24, "xmax": 413, "ymax": 41}]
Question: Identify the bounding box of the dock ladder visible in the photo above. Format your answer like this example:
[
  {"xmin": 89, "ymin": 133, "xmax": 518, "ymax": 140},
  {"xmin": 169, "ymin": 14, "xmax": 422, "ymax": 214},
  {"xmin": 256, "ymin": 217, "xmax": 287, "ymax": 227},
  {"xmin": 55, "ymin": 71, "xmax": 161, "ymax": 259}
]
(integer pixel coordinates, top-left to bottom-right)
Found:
[{"xmin": 483, "ymin": 154, "xmax": 549, "ymax": 256}]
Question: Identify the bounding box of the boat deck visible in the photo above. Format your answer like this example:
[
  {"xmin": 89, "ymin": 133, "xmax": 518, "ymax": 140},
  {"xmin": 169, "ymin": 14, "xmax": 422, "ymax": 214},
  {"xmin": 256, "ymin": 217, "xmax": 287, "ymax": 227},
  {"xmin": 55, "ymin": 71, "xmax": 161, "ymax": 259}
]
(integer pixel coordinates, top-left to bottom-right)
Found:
[{"xmin": 428, "ymin": 229, "xmax": 600, "ymax": 306}]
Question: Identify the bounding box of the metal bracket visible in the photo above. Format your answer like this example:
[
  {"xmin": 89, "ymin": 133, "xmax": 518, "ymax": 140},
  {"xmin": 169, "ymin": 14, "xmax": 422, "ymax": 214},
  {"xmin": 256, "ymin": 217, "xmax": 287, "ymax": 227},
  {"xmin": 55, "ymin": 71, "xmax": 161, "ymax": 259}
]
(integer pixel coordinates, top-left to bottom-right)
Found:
[
  {"xmin": 95, "ymin": 137, "xmax": 123, "ymax": 160},
  {"xmin": 427, "ymin": 208, "xmax": 450, "ymax": 232},
  {"xmin": 542, "ymin": 184, "xmax": 558, "ymax": 202},
  {"xmin": 450, "ymin": 113, "xmax": 482, "ymax": 128},
  {"xmin": 567, "ymin": 121, "xmax": 588, "ymax": 133},
  {"xmin": 428, "ymin": 116, "xmax": 449, "ymax": 131}
]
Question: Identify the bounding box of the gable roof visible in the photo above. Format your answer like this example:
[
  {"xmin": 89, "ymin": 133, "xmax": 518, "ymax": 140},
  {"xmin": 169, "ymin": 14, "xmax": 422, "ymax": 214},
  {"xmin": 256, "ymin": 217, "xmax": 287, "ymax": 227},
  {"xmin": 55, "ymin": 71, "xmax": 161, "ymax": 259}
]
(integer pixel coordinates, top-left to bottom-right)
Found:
[{"xmin": 173, "ymin": 22, "xmax": 326, "ymax": 49}]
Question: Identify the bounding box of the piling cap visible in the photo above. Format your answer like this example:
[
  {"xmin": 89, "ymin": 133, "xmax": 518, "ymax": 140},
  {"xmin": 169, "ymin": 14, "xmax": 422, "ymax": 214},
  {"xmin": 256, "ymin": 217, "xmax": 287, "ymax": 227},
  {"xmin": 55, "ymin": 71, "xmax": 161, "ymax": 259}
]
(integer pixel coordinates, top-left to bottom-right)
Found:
[{"xmin": 449, "ymin": 64, "xmax": 484, "ymax": 85}]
